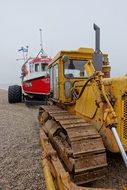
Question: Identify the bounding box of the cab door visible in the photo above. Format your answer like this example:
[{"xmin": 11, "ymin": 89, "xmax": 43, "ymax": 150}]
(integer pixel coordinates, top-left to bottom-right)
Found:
[{"xmin": 50, "ymin": 64, "xmax": 59, "ymax": 99}]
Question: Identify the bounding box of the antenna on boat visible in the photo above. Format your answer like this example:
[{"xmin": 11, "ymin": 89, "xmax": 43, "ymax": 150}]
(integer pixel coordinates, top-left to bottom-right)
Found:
[
  {"xmin": 35, "ymin": 28, "xmax": 47, "ymax": 58},
  {"xmin": 25, "ymin": 45, "xmax": 29, "ymax": 60},
  {"xmin": 39, "ymin": 28, "xmax": 43, "ymax": 54}
]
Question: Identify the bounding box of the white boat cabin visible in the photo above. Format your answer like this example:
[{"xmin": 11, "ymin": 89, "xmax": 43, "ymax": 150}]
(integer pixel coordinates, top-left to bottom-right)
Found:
[{"xmin": 22, "ymin": 57, "xmax": 51, "ymax": 81}]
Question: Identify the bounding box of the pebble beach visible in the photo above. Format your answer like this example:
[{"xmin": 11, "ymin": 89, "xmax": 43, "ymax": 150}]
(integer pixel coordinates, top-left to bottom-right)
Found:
[
  {"xmin": 0, "ymin": 89, "xmax": 44, "ymax": 190},
  {"xmin": 0, "ymin": 89, "xmax": 127, "ymax": 190}
]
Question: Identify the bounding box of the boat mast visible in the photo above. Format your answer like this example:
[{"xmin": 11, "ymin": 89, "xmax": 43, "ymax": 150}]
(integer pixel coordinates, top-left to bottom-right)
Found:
[
  {"xmin": 25, "ymin": 45, "xmax": 29, "ymax": 60},
  {"xmin": 36, "ymin": 28, "xmax": 47, "ymax": 58},
  {"xmin": 39, "ymin": 28, "xmax": 43, "ymax": 55}
]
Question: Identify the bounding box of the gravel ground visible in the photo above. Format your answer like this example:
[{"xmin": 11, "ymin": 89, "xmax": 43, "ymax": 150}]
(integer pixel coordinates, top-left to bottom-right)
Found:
[
  {"xmin": 0, "ymin": 89, "xmax": 127, "ymax": 190},
  {"xmin": 91, "ymin": 151, "xmax": 127, "ymax": 189},
  {"xmin": 0, "ymin": 89, "xmax": 44, "ymax": 190}
]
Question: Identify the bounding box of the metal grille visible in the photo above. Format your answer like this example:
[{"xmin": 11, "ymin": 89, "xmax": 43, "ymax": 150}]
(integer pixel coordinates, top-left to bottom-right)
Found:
[{"xmin": 123, "ymin": 93, "xmax": 127, "ymax": 139}]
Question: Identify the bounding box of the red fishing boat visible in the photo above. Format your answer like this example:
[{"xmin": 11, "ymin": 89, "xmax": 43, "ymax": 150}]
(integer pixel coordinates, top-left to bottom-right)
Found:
[
  {"xmin": 8, "ymin": 29, "xmax": 51, "ymax": 104},
  {"xmin": 21, "ymin": 55, "xmax": 51, "ymax": 101},
  {"xmin": 8, "ymin": 54, "xmax": 51, "ymax": 104}
]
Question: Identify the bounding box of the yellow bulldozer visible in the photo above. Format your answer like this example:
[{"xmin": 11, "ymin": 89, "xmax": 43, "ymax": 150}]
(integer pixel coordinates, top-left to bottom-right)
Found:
[{"xmin": 38, "ymin": 24, "xmax": 127, "ymax": 190}]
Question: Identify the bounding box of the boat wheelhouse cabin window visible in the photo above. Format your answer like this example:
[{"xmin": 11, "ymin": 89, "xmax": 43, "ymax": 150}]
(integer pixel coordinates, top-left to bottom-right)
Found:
[
  {"xmin": 35, "ymin": 63, "xmax": 40, "ymax": 72},
  {"xmin": 30, "ymin": 64, "xmax": 32, "ymax": 73},
  {"xmin": 64, "ymin": 59, "xmax": 87, "ymax": 78},
  {"xmin": 30, "ymin": 64, "xmax": 34, "ymax": 73},
  {"xmin": 41, "ymin": 63, "xmax": 48, "ymax": 71}
]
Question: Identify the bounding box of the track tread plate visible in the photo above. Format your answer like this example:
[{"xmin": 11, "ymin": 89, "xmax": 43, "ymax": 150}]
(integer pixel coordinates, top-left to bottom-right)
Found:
[{"xmin": 39, "ymin": 105, "xmax": 107, "ymax": 185}]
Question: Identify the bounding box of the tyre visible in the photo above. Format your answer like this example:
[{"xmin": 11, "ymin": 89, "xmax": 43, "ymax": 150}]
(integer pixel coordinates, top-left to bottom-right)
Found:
[{"xmin": 8, "ymin": 85, "xmax": 22, "ymax": 103}]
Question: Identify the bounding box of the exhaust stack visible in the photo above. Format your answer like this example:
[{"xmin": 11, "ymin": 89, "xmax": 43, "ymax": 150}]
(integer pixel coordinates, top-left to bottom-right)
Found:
[
  {"xmin": 94, "ymin": 23, "xmax": 100, "ymax": 52},
  {"xmin": 93, "ymin": 23, "xmax": 103, "ymax": 71}
]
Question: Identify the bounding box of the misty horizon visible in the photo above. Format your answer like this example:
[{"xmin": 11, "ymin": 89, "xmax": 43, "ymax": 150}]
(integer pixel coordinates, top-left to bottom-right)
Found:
[{"xmin": 0, "ymin": 0, "xmax": 127, "ymax": 84}]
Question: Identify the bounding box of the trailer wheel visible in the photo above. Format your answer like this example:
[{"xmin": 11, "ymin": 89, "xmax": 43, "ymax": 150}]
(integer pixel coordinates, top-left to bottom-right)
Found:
[{"xmin": 8, "ymin": 85, "xmax": 22, "ymax": 103}]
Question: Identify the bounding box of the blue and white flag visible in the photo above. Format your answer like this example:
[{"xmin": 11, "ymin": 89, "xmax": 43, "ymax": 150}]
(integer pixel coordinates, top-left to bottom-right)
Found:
[
  {"xmin": 18, "ymin": 46, "xmax": 28, "ymax": 52},
  {"xmin": 18, "ymin": 47, "xmax": 23, "ymax": 52}
]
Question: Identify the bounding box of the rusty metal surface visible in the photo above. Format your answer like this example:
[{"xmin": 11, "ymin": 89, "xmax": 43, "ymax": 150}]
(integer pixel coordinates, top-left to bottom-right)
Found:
[{"xmin": 39, "ymin": 105, "xmax": 107, "ymax": 185}]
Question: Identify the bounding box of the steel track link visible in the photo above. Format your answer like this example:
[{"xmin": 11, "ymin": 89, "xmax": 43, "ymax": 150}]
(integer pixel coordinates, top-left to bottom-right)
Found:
[{"xmin": 39, "ymin": 105, "xmax": 108, "ymax": 185}]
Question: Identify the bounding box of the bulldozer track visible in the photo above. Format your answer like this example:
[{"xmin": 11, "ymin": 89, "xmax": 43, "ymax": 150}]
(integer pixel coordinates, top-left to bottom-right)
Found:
[{"xmin": 39, "ymin": 105, "xmax": 107, "ymax": 185}]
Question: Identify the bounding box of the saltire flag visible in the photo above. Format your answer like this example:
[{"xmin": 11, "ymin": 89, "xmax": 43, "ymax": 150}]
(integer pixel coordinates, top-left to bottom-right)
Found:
[{"xmin": 18, "ymin": 46, "xmax": 28, "ymax": 52}]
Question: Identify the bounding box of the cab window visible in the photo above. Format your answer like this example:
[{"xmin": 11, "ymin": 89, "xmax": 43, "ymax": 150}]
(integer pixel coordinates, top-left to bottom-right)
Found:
[{"xmin": 64, "ymin": 59, "xmax": 87, "ymax": 78}]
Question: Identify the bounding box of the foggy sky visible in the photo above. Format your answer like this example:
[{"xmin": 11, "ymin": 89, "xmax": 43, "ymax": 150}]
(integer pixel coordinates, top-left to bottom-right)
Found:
[{"xmin": 0, "ymin": 0, "xmax": 127, "ymax": 84}]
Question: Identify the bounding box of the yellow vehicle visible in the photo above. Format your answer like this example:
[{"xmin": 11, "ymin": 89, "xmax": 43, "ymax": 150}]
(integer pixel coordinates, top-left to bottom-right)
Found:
[{"xmin": 38, "ymin": 24, "xmax": 127, "ymax": 190}]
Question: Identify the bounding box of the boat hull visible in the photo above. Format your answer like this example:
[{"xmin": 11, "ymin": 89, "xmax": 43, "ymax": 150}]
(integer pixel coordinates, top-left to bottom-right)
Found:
[{"xmin": 22, "ymin": 76, "xmax": 50, "ymax": 96}]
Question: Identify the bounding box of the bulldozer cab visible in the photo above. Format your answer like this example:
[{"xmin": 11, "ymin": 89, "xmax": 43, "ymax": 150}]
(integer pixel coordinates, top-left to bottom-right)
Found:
[
  {"xmin": 49, "ymin": 48, "xmax": 92, "ymax": 102},
  {"xmin": 49, "ymin": 48, "xmax": 109, "ymax": 104}
]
